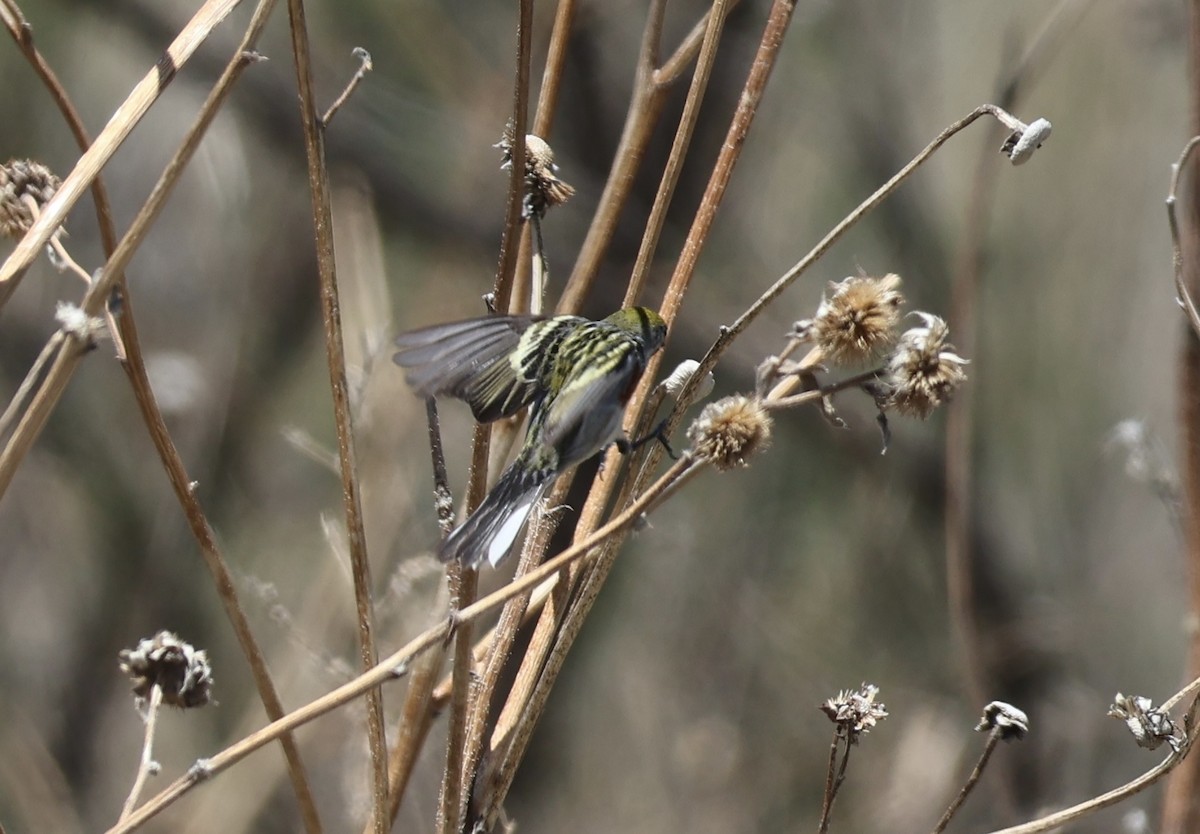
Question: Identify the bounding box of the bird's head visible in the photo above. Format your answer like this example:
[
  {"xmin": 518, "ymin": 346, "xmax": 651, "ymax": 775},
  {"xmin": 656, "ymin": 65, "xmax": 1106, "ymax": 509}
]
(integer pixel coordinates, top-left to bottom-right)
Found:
[{"xmin": 605, "ymin": 306, "xmax": 668, "ymax": 353}]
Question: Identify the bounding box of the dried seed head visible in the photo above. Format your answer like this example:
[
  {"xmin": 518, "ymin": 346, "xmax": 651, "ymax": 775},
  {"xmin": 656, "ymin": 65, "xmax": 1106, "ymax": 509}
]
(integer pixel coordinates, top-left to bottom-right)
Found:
[
  {"xmin": 881, "ymin": 312, "xmax": 968, "ymax": 419},
  {"xmin": 793, "ymin": 274, "xmax": 904, "ymax": 366},
  {"xmin": 0, "ymin": 159, "xmax": 61, "ymax": 238},
  {"xmin": 119, "ymin": 631, "xmax": 213, "ymax": 709},
  {"xmin": 1109, "ymin": 693, "xmax": 1183, "ymax": 753},
  {"xmin": 821, "ymin": 683, "xmax": 888, "ymax": 744},
  {"xmin": 687, "ymin": 395, "xmax": 772, "ymax": 471},
  {"xmin": 976, "ymin": 701, "xmax": 1029, "ymax": 741},
  {"xmin": 496, "ymin": 125, "xmax": 575, "ymax": 218}
]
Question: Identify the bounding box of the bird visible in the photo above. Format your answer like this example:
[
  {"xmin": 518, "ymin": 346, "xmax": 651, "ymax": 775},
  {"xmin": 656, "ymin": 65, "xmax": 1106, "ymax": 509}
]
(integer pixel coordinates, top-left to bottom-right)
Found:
[{"xmin": 393, "ymin": 306, "xmax": 668, "ymax": 568}]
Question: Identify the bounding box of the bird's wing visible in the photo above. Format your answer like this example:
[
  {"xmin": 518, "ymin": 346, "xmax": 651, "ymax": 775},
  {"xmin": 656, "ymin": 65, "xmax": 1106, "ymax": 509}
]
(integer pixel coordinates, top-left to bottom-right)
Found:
[{"xmin": 393, "ymin": 315, "xmax": 542, "ymax": 422}]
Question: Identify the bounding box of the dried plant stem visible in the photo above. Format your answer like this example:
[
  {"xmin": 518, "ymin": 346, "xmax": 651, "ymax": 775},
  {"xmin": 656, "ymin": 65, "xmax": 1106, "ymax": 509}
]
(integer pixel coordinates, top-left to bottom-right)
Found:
[
  {"xmin": 375, "ymin": 397, "xmax": 455, "ymax": 830},
  {"xmin": 382, "ymin": 632, "xmax": 444, "ymax": 829},
  {"xmin": 438, "ymin": 560, "xmax": 478, "ymax": 834},
  {"xmin": 0, "ymin": 332, "xmax": 62, "ymax": 443},
  {"xmin": 1168, "ymin": 135, "xmax": 1200, "ymax": 340},
  {"xmin": 284, "ymin": 0, "xmax": 384, "ymax": 830},
  {"xmin": 107, "ymin": 455, "xmax": 695, "ymax": 834},
  {"xmin": 816, "ymin": 734, "xmax": 851, "ymax": 834},
  {"xmin": 0, "ymin": 0, "xmax": 244, "ymax": 308},
  {"xmin": 321, "ymin": 47, "xmax": 372, "ymax": 127},
  {"xmin": 933, "ymin": 729, "xmax": 1003, "ymax": 834},
  {"xmin": 625, "ymin": 0, "xmax": 732, "ymax": 305},
  {"xmin": 531, "ymin": 0, "xmax": 576, "ymax": 136},
  {"xmin": 118, "ymin": 686, "xmax": 163, "ymax": 823},
  {"xmin": 1165, "ymin": 7, "xmax": 1200, "ymax": 827}
]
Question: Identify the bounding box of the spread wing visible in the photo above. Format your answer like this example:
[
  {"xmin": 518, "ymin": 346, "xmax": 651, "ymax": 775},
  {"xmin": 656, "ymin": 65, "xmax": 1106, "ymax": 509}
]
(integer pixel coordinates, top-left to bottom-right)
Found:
[{"xmin": 393, "ymin": 315, "xmax": 543, "ymax": 423}]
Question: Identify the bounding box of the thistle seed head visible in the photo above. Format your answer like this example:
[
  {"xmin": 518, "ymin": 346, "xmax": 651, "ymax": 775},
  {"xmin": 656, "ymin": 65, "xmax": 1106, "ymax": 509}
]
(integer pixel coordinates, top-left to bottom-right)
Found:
[
  {"xmin": 119, "ymin": 631, "xmax": 213, "ymax": 709},
  {"xmin": 496, "ymin": 125, "xmax": 575, "ymax": 218},
  {"xmin": 0, "ymin": 159, "xmax": 60, "ymax": 238},
  {"xmin": 793, "ymin": 273, "xmax": 904, "ymax": 366},
  {"xmin": 687, "ymin": 395, "xmax": 772, "ymax": 471},
  {"xmin": 821, "ymin": 683, "xmax": 888, "ymax": 744},
  {"xmin": 882, "ymin": 312, "xmax": 968, "ymax": 418}
]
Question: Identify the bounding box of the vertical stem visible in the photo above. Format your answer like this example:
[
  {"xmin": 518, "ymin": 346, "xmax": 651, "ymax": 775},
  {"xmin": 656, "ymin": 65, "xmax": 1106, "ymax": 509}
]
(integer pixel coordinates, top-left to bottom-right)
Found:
[
  {"xmin": 284, "ymin": 0, "xmax": 384, "ymax": 830},
  {"xmin": 1163, "ymin": 4, "xmax": 1200, "ymax": 830},
  {"xmin": 118, "ymin": 686, "xmax": 164, "ymax": 822}
]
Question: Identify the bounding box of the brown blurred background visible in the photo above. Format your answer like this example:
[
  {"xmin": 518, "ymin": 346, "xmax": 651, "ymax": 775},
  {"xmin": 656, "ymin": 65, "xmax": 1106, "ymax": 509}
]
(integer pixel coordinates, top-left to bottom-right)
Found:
[{"xmin": 0, "ymin": 0, "xmax": 1190, "ymax": 831}]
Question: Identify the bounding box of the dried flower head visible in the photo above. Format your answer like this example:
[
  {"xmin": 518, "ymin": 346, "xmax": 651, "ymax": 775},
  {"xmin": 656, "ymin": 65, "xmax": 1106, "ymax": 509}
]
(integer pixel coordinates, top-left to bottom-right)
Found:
[
  {"xmin": 496, "ymin": 125, "xmax": 575, "ymax": 219},
  {"xmin": 119, "ymin": 631, "xmax": 213, "ymax": 709},
  {"xmin": 687, "ymin": 395, "xmax": 772, "ymax": 471},
  {"xmin": 976, "ymin": 701, "xmax": 1029, "ymax": 741},
  {"xmin": 1109, "ymin": 693, "xmax": 1183, "ymax": 753},
  {"xmin": 792, "ymin": 273, "xmax": 904, "ymax": 366},
  {"xmin": 0, "ymin": 159, "xmax": 60, "ymax": 238},
  {"xmin": 821, "ymin": 683, "xmax": 888, "ymax": 743},
  {"xmin": 880, "ymin": 312, "xmax": 968, "ymax": 418}
]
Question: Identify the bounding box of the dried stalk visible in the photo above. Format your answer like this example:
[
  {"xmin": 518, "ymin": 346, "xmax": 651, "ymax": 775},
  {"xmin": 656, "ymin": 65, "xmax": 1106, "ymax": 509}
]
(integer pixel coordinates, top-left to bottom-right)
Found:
[{"xmin": 284, "ymin": 0, "xmax": 385, "ymax": 830}]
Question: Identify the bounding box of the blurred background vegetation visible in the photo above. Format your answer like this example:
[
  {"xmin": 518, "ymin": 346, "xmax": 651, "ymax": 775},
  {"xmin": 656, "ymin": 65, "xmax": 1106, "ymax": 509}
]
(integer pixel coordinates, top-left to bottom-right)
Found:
[{"xmin": 0, "ymin": 0, "xmax": 1191, "ymax": 831}]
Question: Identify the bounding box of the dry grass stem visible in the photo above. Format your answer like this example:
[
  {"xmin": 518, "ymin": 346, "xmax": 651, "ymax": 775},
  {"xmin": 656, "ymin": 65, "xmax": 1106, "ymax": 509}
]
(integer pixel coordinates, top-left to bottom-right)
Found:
[
  {"xmin": 1168, "ymin": 135, "xmax": 1200, "ymax": 339},
  {"xmin": 118, "ymin": 686, "xmax": 163, "ymax": 823},
  {"xmin": 321, "ymin": 46, "xmax": 373, "ymax": 127},
  {"xmin": 285, "ymin": 0, "xmax": 384, "ymax": 829},
  {"xmin": 932, "ymin": 728, "xmax": 1003, "ymax": 834}
]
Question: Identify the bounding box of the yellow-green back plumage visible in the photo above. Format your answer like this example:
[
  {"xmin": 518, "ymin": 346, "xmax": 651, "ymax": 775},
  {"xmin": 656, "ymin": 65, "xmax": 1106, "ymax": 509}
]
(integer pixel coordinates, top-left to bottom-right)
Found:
[{"xmin": 393, "ymin": 306, "xmax": 667, "ymax": 566}]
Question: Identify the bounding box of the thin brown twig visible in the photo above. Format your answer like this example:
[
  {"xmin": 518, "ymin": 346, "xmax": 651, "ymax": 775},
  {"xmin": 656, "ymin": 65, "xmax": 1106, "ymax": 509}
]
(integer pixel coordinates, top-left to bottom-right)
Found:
[
  {"xmin": 321, "ymin": 46, "xmax": 372, "ymax": 127},
  {"xmin": 557, "ymin": 0, "xmax": 669, "ymax": 313},
  {"xmin": 439, "ymin": 559, "xmax": 477, "ymax": 834},
  {"xmin": 624, "ymin": 0, "xmax": 732, "ymax": 306},
  {"xmin": 375, "ymin": 397, "xmax": 455, "ymax": 831},
  {"xmin": 284, "ymin": 0, "xmax": 385, "ymax": 830},
  {"xmin": 816, "ymin": 734, "xmax": 852, "ymax": 834},
  {"xmin": 1167, "ymin": 135, "xmax": 1200, "ymax": 340},
  {"xmin": 531, "ymin": 0, "xmax": 577, "ymax": 137},
  {"xmin": 933, "ymin": 728, "xmax": 1003, "ymax": 834},
  {"xmin": 106, "ymin": 454, "xmax": 695, "ymax": 834},
  {"xmin": 118, "ymin": 686, "xmax": 163, "ymax": 823},
  {"xmin": 0, "ymin": 332, "xmax": 62, "ymax": 443}
]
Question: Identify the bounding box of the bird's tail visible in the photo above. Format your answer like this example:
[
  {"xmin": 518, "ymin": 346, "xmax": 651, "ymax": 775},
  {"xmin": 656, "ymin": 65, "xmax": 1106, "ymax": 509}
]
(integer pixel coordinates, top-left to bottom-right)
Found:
[{"xmin": 438, "ymin": 462, "xmax": 550, "ymax": 568}]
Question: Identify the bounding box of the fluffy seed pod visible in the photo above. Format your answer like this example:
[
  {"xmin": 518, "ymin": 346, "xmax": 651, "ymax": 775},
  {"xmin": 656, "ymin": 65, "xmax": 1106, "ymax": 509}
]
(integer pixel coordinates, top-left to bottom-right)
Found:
[
  {"xmin": 793, "ymin": 273, "xmax": 904, "ymax": 366},
  {"xmin": 687, "ymin": 395, "xmax": 772, "ymax": 471}
]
